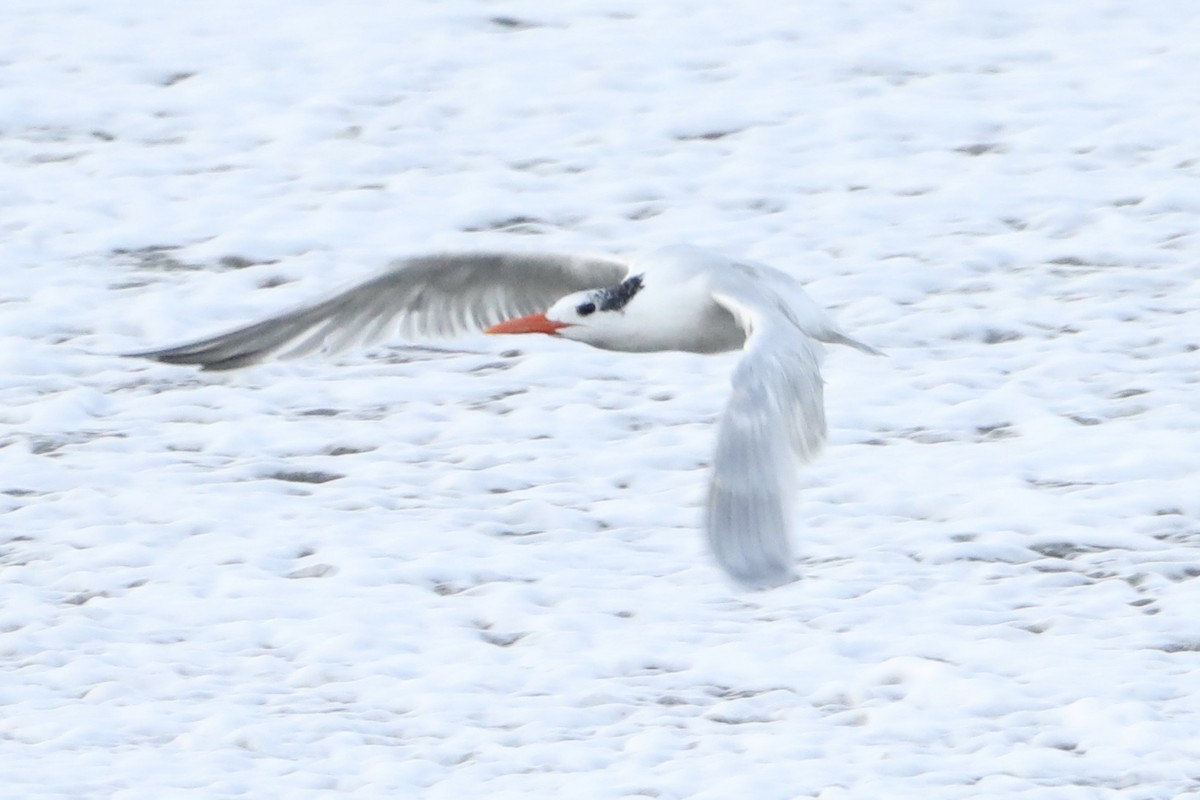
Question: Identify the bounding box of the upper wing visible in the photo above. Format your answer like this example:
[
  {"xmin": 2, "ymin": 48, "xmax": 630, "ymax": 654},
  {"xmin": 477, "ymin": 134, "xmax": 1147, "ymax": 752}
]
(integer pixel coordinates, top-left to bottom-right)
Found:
[
  {"xmin": 131, "ymin": 252, "xmax": 630, "ymax": 370},
  {"xmin": 705, "ymin": 283, "xmax": 829, "ymax": 590}
]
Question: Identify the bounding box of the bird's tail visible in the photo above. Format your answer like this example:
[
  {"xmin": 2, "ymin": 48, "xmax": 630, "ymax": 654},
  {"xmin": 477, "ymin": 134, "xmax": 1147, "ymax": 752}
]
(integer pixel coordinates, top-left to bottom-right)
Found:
[{"xmin": 820, "ymin": 330, "xmax": 884, "ymax": 356}]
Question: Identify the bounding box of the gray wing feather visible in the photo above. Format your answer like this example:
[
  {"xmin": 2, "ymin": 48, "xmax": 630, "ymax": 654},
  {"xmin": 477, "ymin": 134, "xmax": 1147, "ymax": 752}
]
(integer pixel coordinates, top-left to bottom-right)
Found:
[
  {"xmin": 131, "ymin": 252, "xmax": 629, "ymax": 370},
  {"xmin": 706, "ymin": 287, "xmax": 828, "ymax": 590}
]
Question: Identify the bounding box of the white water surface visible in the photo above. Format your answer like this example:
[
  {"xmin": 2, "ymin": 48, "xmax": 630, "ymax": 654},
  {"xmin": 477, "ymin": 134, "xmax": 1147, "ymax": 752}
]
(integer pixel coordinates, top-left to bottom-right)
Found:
[{"xmin": 2, "ymin": 2, "xmax": 1199, "ymax": 797}]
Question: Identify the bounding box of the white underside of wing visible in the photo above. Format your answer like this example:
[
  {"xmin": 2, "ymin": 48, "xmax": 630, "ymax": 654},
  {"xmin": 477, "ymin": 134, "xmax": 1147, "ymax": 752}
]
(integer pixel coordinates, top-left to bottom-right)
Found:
[{"xmin": 705, "ymin": 285, "xmax": 829, "ymax": 589}]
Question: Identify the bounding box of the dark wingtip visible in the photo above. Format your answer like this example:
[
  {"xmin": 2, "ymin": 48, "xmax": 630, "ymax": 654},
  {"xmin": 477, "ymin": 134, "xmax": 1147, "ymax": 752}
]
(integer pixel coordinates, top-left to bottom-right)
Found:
[{"xmin": 123, "ymin": 346, "xmax": 254, "ymax": 371}]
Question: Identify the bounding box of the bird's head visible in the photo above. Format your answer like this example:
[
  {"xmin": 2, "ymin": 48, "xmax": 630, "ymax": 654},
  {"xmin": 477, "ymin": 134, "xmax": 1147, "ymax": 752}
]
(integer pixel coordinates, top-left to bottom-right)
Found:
[{"xmin": 485, "ymin": 274, "xmax": 645, "ymax": 349}]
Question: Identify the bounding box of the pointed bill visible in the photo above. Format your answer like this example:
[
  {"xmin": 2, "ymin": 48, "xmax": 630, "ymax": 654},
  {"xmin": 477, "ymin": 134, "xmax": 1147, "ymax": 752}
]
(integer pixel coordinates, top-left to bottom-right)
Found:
[{"xmin": 485, "ymin": 312, "xmax": 570, "ymax": 335}]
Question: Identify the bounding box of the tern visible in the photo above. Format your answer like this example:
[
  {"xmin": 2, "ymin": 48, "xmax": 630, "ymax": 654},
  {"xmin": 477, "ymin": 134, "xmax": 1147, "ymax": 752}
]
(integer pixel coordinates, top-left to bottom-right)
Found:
[{"xmin": 132, "ymin": 244, "xmax": 879, "ymax": 589}]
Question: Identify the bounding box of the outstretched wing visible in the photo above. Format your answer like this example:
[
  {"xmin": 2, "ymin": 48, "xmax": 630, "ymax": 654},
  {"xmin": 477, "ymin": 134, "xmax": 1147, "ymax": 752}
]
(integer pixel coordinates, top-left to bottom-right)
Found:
[
  {"xmin": 131, "ymin": 252, "xmax": 629, "ymax": 370},
  {"xmin": 705, "ymin": 284, "xmax": 828, "ymax": 590}
]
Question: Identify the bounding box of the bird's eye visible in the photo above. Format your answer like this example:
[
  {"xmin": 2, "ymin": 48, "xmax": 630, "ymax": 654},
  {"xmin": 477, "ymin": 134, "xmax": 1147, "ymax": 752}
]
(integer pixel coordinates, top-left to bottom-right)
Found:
[{"xmin": 576, "ymin": 302, "xmax": 596, "ymax": 316}]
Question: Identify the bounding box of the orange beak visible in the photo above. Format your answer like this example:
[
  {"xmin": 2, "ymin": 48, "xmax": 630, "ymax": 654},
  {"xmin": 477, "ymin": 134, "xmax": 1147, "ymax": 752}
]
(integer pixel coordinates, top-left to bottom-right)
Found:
[{"xmin": 485, "ymin": 312, "xmax": 571, "ymax": 335}]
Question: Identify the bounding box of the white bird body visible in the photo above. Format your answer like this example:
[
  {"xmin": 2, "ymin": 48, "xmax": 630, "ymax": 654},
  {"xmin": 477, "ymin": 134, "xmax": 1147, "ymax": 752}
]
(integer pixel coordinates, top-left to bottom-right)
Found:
[
  {"xmin": 544, "ymin": 248, "xmax": 746, "ymax": 354},
  {"xmin": 133, "ymin": 244, "xmax": 878, "ymax": 589}
]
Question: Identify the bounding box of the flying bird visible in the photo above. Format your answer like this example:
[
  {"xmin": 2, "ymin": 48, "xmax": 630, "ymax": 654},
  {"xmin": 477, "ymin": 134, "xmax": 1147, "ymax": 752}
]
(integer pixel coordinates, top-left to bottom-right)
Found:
[{"xmin": 132, "ymin": 244, "xmax": 879, "ymax": 589}]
